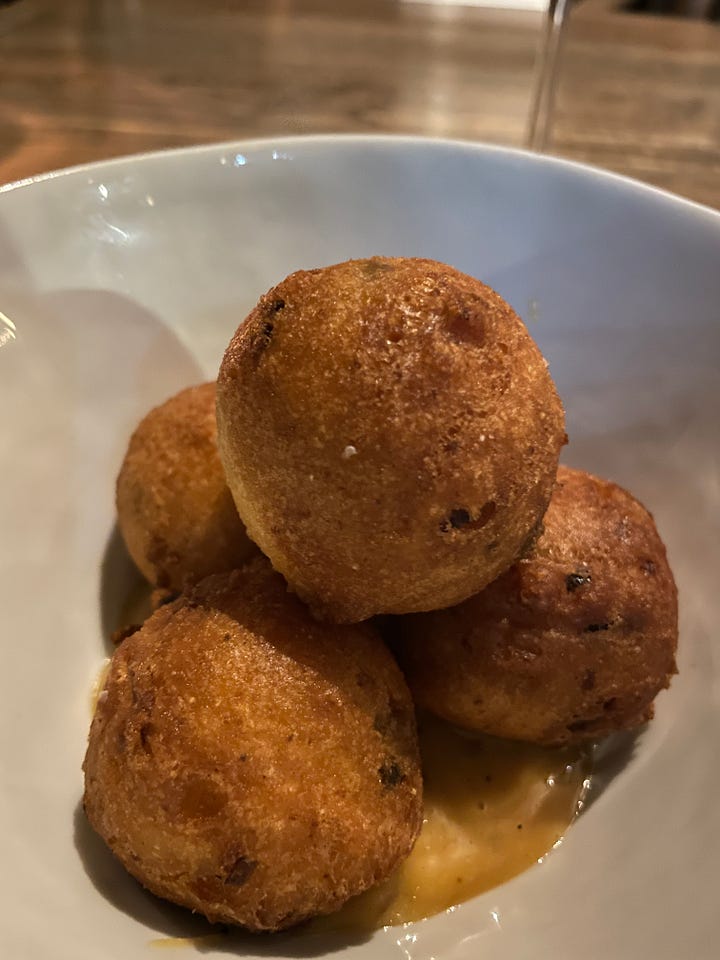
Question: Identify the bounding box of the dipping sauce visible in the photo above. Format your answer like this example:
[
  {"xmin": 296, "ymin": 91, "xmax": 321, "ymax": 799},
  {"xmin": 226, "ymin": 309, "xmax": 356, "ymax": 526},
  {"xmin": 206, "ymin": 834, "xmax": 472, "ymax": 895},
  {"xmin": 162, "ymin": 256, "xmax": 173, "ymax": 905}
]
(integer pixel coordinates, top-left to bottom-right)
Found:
[
  {"xmin": 149, "ymin": 933, "xmax": 230, "ymax": 949},
  {"xmin": 314, "ymin": 712, "xmax": 590, "ymax": 930}
]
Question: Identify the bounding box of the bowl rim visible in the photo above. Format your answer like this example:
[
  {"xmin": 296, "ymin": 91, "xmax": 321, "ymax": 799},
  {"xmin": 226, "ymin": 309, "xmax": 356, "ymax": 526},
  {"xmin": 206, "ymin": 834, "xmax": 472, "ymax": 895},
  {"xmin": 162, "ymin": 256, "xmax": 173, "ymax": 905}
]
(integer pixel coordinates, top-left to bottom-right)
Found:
[{"xmin": 1, "ymin": 133, "xmax": 718, "ymax": 224}]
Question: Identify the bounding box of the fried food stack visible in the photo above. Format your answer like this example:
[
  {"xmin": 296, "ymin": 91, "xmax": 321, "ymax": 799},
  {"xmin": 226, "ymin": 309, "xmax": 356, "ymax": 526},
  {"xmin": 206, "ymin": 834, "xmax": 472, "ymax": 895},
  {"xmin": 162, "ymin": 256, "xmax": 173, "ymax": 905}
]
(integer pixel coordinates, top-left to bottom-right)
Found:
[{"xmin": 84, "ymin": 257, "xmax": 678, "ymax": 931}]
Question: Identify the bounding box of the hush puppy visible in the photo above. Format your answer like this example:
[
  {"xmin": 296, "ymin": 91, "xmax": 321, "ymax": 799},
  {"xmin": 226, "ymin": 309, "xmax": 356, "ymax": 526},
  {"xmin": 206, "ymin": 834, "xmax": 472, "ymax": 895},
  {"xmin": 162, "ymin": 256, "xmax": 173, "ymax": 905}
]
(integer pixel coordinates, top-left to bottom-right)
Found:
[
  {"xmin": 394, "ymin": 466, "xmax": 678, "ymax": 745},
  {"xmin": 83, "ymin": 559, "xmax": 423, "ymax": 931},
  {"xmin": 217, "ymin": 257, "xmax": 565, "ymax": 622},
  {"xmin": 116, "ymin": 382, "xmax": 256, "ymax": 592}
]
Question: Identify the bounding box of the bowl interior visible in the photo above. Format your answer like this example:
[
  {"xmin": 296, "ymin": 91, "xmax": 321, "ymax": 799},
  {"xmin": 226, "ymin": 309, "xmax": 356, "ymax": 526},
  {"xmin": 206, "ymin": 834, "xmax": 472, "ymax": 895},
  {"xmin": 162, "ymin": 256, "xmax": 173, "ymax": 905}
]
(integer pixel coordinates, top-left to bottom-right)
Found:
[{"xmin": 1, "ymin": 137, "xmax": 718, "ymax": 960}]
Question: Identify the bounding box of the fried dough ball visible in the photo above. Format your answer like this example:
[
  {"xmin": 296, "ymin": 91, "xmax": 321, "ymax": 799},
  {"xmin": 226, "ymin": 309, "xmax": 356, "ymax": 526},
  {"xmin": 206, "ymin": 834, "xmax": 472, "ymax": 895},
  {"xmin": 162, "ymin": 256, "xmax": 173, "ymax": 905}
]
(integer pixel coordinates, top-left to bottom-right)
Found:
[
  {"xmin": 393, "ymin": 466, "xmax": 678, "ymax": 746},
  {"xmin": 216, "ymin": 257, "xmax": 565, "ymax": 622},
  {"xmin": 83, "ymin": 559, "xmax": 423, "ymax": 931},
  {"xmin": 116, "ymin": 382, "xmax": 257, "ymax": 592}
]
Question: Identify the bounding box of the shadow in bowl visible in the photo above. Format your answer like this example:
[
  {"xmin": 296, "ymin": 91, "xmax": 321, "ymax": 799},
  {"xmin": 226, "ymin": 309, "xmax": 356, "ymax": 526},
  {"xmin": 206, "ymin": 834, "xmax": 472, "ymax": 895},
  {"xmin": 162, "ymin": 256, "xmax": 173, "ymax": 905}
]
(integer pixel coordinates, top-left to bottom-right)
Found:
[
  {"xmin": 99, "ymin": 523, "xmax": 151, "ymax": 653},
  {"xmin": 191, "ymin": 925, "xmax": 373, "ymax": 957},
  {"xmin": 73, "ymin": 799, "xmax": 373, "ymax": 956},
  {"xmin": 582, "ymin": 727, "xmax": 643, "ymax": 813},
  {"xmin": 73, "ymin": 800, "xmax": 216, "ymax": 940}
]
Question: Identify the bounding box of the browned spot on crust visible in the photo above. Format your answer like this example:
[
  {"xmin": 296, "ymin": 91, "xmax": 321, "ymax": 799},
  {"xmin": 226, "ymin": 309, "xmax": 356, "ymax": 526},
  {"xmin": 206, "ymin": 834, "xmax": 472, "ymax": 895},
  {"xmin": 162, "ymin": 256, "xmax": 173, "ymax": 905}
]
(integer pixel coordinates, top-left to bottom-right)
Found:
[
  {"xmin": 378, "ymin": 761, "xmax": 406, "ymax": 789},
  {"xmin": 441, "ymin": 501, "xmax": 497, "ymax": 533},
  {"xmin": 445, "ymin": 309, "xmax": 486, "ymax": 347},
  {"xmin": 139, "ymin": 723, "xmax": 154, "ymax": 754},
  {"xmin": 362, "ymin": 259, "xmax": 395, "ymax": 276},
  {"xmin": 566, "ymin": 568, "xmax": 591, "ymax": 592},
  {"xmin": 177, "ymin": 777, "xmax": 228, "ymax": 820},
  {"xmin": 224, "ymin": 856, "xmax": 258, "ymax": 887}
]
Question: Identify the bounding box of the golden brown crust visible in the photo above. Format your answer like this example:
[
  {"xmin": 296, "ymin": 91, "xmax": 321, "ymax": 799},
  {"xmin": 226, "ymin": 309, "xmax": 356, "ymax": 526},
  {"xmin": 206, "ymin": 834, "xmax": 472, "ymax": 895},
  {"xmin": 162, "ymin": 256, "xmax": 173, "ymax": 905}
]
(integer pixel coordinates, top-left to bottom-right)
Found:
[
  {"xmin": 116, "ymin": 382, "xmax": 257, "ymax": 592},
  {"xmin": 83, "ymin": 558, "xmax": 423, "ymax": 931},
  {"xmin": 394, "ymin": 466, "xmax": 678, "ymax": 746},
  {"xmin": 216, "ymin": 257, "xmax": 565, "ymax": 622}
]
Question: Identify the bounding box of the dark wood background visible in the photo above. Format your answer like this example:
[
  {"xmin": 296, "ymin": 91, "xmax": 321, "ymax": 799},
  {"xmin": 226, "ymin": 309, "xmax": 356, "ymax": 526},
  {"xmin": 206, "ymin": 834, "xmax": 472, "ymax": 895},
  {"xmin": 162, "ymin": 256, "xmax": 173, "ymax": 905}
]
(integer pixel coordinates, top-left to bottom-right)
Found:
[{"xmin": 1, "ymin": 0, "xmax": 718, "ymax": 207}]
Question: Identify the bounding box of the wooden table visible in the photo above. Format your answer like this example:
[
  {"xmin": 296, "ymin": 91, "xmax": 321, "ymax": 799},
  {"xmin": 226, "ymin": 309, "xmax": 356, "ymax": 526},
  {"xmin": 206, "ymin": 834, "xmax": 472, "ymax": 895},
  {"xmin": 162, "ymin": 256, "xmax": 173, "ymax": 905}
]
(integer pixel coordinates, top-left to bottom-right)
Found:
[{"xmin": 1, "ymin": 0, "xmax": 718, "ymax": 208}]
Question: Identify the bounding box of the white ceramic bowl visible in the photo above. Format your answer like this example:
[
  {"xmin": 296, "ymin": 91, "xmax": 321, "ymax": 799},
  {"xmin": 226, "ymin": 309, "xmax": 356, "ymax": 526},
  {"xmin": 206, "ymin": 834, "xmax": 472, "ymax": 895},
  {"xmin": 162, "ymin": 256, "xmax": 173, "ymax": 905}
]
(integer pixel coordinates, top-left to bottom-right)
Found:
[{"xmin": 1, "ymin": 136, "xmax": 718, "ymax": 960}]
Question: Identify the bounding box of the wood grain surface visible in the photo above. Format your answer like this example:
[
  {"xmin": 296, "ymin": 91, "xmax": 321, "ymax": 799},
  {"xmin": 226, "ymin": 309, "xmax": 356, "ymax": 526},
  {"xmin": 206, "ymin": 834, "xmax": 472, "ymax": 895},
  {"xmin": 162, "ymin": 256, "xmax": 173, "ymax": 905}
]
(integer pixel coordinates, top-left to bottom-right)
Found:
[{"xmin": 0, "ymin": 0, "xmax": 717, "ymax": 207}]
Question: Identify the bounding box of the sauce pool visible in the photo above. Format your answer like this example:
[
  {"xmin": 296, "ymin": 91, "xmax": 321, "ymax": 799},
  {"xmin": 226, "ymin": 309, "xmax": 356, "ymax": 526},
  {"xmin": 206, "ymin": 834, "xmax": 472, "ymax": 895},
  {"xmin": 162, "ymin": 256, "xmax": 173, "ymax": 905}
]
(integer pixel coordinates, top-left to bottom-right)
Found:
[{"xmin": 313, "ymin": 712, "xmax": 590, "ymax": 930}]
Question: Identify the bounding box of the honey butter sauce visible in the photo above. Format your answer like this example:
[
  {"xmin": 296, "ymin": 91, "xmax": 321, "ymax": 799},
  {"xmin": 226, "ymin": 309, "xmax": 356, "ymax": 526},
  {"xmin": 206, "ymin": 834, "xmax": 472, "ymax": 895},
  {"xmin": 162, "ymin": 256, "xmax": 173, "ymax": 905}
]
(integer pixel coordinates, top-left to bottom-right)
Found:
[
  {"xmin": 102, "ymin": 585, "xmax": 591, "ymax": 938},
  {"xmin": 313, "ymin": 713, "xmax": 591, "ymax": 930}
]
